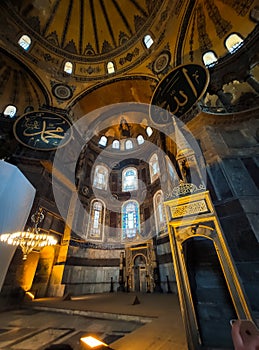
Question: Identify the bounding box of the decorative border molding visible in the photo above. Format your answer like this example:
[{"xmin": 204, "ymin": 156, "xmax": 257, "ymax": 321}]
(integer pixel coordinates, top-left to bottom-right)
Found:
[{"xmin": 165, "ymin": 182, "xmax": 206, "ymax": 199}]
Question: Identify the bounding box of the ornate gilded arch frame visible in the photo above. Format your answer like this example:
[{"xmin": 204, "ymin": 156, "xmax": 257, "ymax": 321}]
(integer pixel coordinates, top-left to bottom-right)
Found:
[{"xmin": 164, "ymin": 189, "xmax": 252, "ymax": 350}]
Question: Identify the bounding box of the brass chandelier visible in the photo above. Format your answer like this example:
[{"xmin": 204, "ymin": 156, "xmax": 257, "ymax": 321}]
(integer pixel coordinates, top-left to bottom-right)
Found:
[{"xmin": 0, "ymin": 208, "xmax": 57, "ymax": 260}]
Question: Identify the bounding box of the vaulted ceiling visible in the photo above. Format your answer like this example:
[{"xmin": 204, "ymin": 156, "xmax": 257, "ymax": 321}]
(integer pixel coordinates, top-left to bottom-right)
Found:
[{"xmin": 0, "ymin": 0, "xmax": 258, "ymax": 118}]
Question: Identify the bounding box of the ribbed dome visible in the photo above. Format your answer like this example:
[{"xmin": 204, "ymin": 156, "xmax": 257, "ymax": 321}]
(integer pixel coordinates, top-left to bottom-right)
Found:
[
  {"xmin": 0, "ymin": 0, "xmax": 257, "ymax": 114},
  {"xmin": 6, "ymin": 0, "xmax": 164, "ymax": 59},
  {"xmin": 0, "ymin": 0, "xmax": 257, "ymax": 83}
]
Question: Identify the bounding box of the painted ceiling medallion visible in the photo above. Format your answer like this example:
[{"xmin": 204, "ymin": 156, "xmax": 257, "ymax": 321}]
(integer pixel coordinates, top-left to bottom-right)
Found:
[
  {"xmin": 52, "ymin": 84, "xmax": 73, "ymax": 100},
  {"xmin": 153, "ymin": 51, "xmax": 171, "ymax": 74}
]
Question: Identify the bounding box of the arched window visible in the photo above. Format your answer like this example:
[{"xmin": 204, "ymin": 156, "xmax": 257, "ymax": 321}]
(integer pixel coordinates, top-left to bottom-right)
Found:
[
  {"xmin": 143, "ymin": 34, "xmax": 154, "ymax": 49},
  {"xmin": 64, "ymin": 61, "xmax": 73, "ymax": 74},
  {"xmin": 146, "ymin": 126, "xmax": 153, "ymax": 137},
  {"xmin": 122, "ymin": 167, "xmax": 138, "ymax": 191},
  {"xmin": 18, "ymin": 34, "xmax": 31, "ymax": 50},
  {"xmin": 99, "ymin": 136, "xmax": 107, "ymax": 146},
  {"xmin": 3, "ymin": 105, "xmax": 16, "ymax": 118},
  {"xmin": 122, "ymin": 200, "xmax": 140, "ymax": 239},
  {"xmin": 87, "ymin": 199, "xmax": 105, "ymax": 239},
  {"xmin": 137, "ymin": 135, "xmax": 144, "ymax": 145},
  {"xmin": 93, "ymin": 164, "xmax": 108, "ymax": 190},
  {"xmin": 153, "ymin": 191, "xmax": 166, "ymax": 235},
  {"xmin": 112, "ymin": 139, "xmax": 120, "ymax": 149},
  {"xmin": 107, "ymin": 61, "xmax": 115, "ymax": 74},
  {"xmin": 125, "ymin": 139, "xmax": 133, "ymax": 149},
  {"xmin": 202, "ymin": 51, "xmax": 218, "ymax": 67},
  {"xmin": 149, "ymin": 153, "xmax": 160, "ymax": 183},
  {"xmin": 225, "ymin": 33, "xmax": 244, "ymax": 53}
]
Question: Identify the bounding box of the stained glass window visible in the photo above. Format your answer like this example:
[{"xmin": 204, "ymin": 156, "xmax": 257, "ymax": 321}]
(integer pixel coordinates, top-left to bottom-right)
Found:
[
  {"xmin": 93, "ymin": 165, "xmax": 108, "ymax": 190},
  {"xmin": 88, "ymin": 200, "xmax": 105, "ymax": 239},
  {"xmin": 149, "ymin": 153, "xmax": 160, "ymax": 183},
  {"xmin": 122, "ymin": 167, "xmax": 138, "ymax": 191},
  {"xmin": 122, "ymin": 201, "xmax": 140, "ymax": 239}
]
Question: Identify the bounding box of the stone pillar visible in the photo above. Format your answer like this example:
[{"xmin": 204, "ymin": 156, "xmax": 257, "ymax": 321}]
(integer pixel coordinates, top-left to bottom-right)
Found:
[
  {"xmin": 18, "ymin": 252, "xmax": 40, "ymax": 294},
  {"xmin": 216, "ymin": 89, "xmax": 232, "ymax": 112},
  {"xmin": 48, "ymin": 191, "xmax": 77, "ymax": 297},
  {"xmin": 152, "ymin": 239, "xmax": 163, "ymax": 293},
  {"xmin": 153, "ymin": 265, "xmax": 163, "ymax": 292},
  {"xmin": 117, "ymin": 251, "xmax": 125, "ymax": 291}
]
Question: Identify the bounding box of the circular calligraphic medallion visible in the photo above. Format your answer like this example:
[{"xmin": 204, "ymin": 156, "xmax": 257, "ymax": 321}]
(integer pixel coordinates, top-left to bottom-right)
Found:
[
  {"xmin": 150, "ymin": 63, "xmax": 210, "ymax": 124},
  {"xmin": 52, "ymin": 84, "xmax": 73, "ymax": 100},
  {"xmin": 13, "ymin": 111, "xmax": 73, "ymax": 150},
  {"xmin": 153, "ymin": 51, "xmax": 171, "ymax": 74}
]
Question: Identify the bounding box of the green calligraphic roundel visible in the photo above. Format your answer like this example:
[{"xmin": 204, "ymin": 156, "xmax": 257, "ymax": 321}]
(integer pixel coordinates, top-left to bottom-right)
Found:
[
  {"xmin": 13, "ymin": 111, "xmax": 73, "ymax": 150},
  {"xmin": 150, "ymin": 63, "xmax": 210, "ymax": 124}
]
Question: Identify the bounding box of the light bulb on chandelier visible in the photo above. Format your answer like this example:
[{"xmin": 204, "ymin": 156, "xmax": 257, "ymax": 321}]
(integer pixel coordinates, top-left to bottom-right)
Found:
[{"xmin": 0, "ymin": 208, "xmax": 57, "ymax": 260}]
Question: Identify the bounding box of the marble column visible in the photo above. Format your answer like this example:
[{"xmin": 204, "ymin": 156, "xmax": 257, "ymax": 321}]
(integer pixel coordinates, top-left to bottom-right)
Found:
[{"xmin": 216, "ymin": 89, "xmax": 232, "ymax": 112}]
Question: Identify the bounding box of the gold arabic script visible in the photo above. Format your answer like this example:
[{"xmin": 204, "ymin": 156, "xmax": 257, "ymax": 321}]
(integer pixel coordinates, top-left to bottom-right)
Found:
[{"xmin": 23, "ymin": 119, "xmax": 65, "ymax": 144}]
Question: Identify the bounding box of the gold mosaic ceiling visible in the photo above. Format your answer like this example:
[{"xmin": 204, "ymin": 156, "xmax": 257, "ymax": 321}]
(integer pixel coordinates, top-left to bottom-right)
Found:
[
  {"xmin": 0, "ymin": 0, "xmax": 256, "ymax": 76},
  {"xmin": 6, "ymin": 0, "xmax": 164, "ymax": 59},
  {"xmin": 0, "ymin": 0, "xmax": 257, "ymax": 115}
]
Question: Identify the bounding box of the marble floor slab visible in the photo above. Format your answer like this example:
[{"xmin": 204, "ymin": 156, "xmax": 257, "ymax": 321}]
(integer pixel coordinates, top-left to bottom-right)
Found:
[{"xmin": 0, "ymin": 308, "xmax": 141, "ymax": 349}]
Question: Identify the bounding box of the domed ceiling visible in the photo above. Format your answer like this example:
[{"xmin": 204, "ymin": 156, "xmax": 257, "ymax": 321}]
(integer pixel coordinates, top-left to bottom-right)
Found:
[
  {"xmin": 180, "ymin": 0, "xmax": 256, "ymax": 63},
  {"xmin": 3, "ymin": 0, "xmax": 168, "ymax": 67},
  {"xmin": 0, "ymin": 0, "xmax": 257, "ymax": 116},
  {"xmin": 0, "ymin": 49, "xmax": 49, "ymax": 112},
  {"xmin": 0, "ymin": 1, "xmax": 257, "ymax": 75},
  {"xmin": 8, "ymin": 0, "xmax": 162, "ymax": 59}
]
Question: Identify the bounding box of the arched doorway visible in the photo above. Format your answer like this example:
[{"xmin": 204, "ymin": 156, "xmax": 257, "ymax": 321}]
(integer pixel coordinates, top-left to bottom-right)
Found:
[
  {"xmin": 164, "ymin": 190, "xmax": 252, "ymax": 349},
  {"xmin": 133, "ymin": 255, "xmax": 147, "ymax": 292},
  {"xmin": 183, "ymin": 236, "xmax": 237, "ymax": 348},
  {"xmin": 125, "ymin": 242, "xmax": 154, "ymax": 293}
]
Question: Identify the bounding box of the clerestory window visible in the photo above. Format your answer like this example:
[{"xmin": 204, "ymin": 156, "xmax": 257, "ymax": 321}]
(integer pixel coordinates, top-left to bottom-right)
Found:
[
  {"xmin": 3, "ymin": 105, "xmax": 17, "ymax": 118},
  {"xmin": 143, "ymin": 34, "xmax": 154, "ymax": 49},
  {"xmin": 225, "ymin": 33, "xmax": 244, "ymax": 53},
  {"xmin": 18, "ymin": 35, "xmax": 31, "ymax": 50}
]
